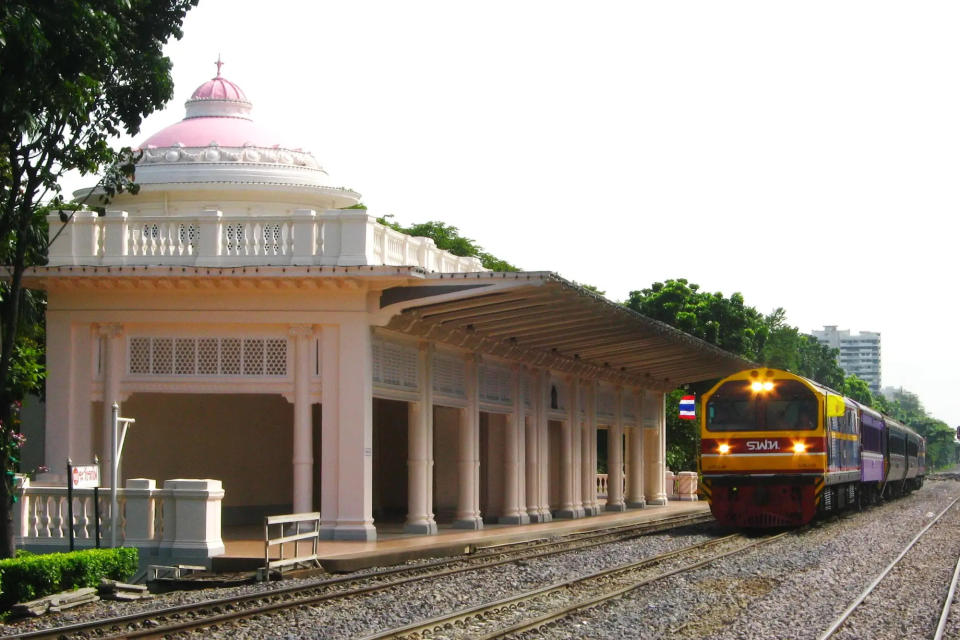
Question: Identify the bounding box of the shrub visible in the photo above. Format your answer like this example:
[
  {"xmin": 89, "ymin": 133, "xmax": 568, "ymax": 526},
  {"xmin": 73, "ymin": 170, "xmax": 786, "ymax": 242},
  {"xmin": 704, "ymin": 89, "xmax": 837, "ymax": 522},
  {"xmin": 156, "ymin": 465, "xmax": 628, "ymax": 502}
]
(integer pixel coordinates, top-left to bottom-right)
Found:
[{"xmin": 0, "ymin": 548, "xmax": 138, "ymax": 609}]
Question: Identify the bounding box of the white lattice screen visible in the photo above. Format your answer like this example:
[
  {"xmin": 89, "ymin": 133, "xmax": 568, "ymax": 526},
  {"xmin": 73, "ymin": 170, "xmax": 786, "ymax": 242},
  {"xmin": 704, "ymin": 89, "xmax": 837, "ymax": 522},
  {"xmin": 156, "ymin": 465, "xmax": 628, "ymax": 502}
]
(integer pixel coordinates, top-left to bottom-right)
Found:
[
  {"xmin": 479, "ymin": 365, "xmax": 512, "ymax": 406},
  {"xmin": 433, "ymin": 353, "xmax": 466, "ymax": 399},
  {"xmin": 128, "ymin": 336, "xmax": 288, "ymax": 377},
  {"xmin": 372, "ymin": 339, "xmax": 419, "ymax": 391}
]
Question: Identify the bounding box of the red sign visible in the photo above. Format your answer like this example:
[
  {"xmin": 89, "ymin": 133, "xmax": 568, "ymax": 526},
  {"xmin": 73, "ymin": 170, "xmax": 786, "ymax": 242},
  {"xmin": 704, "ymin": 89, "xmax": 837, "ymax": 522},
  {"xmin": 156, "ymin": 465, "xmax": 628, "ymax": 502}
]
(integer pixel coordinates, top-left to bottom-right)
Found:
[{"xmin": 71, "ymin": 464, "xmax": 100, "ymax": 489}]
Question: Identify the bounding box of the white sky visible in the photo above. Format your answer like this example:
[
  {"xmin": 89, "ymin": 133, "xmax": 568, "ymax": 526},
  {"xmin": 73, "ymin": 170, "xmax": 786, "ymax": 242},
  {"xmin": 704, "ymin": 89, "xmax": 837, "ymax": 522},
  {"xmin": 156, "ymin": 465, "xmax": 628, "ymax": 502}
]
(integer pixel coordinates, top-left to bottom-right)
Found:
[{"xmin": 64, "ymin": 1, "xmax": 960, "ymax": 427}]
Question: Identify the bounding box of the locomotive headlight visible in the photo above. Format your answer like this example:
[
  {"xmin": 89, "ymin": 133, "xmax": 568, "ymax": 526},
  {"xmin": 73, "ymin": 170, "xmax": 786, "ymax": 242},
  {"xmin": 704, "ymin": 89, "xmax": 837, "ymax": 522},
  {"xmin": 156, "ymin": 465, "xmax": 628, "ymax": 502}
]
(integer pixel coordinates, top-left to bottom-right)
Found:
[
  {"xmin": 793, "ymin": 442, "xmax": 807, "ymax": 454},
  {"xmin": 762, "ymin": 381, "xmax": 774, "ymax": 391},
  {"xmin": 751, "ymin": 381, "xmax": 775, "ymax": 392},
  {"xmin": 718, "ymin": 444, "xmax": 731, "ymax": 454}
]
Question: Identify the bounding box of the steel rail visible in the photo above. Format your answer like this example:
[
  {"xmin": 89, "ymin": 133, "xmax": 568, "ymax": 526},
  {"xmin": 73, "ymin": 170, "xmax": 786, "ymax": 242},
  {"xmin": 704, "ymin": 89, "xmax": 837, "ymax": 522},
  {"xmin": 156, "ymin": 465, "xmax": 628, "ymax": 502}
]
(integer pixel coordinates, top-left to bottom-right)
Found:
[
  {"xmin": 934, "ymin": 547, "xmax": 960, "ymax": 640},
  {"xmin": 4, "ymin": 511, "xmax": 712, "ymax": 640},
  {"xmin": 817, "ymin": 495, "xmax": 960, "ymax": 640},
  {"xmin": 360, "ymin": 532, "xmax": 789, "ymax": 640}
]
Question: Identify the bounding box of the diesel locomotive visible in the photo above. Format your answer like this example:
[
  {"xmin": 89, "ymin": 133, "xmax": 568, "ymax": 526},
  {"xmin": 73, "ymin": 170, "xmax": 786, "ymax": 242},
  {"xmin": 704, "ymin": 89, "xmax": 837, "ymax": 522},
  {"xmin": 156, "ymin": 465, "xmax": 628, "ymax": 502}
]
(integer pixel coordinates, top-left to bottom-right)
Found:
[{"xmin": 699, "ymin": 368, "xmax": 925, "ymax": 527}]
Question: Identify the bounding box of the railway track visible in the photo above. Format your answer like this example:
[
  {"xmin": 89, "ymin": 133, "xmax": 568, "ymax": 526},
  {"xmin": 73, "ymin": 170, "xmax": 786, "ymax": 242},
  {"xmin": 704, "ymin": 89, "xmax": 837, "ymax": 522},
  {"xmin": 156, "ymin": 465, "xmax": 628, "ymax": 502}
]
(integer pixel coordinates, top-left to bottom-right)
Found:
[
  {"xmin": 817, "ymin": 495, "xmax": 960, "ymax": 640},
  {"xmin": 359, "ymin": 531, "xmax": 789, "ymax": 639},
  {"xmin": 4, "ymin": 511, "xmax": 714, "ymax": 640}
]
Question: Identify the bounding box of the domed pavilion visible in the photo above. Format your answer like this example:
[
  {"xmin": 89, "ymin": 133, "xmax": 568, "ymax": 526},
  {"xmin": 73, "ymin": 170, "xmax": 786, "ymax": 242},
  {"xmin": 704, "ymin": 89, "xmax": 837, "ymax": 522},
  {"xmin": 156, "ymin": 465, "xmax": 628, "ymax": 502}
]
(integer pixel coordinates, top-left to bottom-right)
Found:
[{"xmin": 23, "ymin": 62, "xmax": 748, "ymax": 550}]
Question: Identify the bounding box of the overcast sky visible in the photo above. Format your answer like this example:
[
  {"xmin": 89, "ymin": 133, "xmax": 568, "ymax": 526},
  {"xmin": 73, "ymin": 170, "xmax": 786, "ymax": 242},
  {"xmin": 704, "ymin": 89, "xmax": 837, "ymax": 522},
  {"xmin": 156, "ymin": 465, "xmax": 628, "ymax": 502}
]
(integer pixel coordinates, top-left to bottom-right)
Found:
[{"xmin": 67, "ymin": 1, "xmax": 960, "ymax": 428}]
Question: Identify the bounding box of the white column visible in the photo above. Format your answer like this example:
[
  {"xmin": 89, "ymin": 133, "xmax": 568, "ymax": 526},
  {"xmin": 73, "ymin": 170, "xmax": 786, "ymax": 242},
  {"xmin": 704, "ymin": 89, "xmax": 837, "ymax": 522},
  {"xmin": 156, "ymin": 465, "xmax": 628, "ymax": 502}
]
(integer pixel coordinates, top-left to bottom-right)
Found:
[
  {"xmin": 537, "ymin": 370, "xmax": 552, "ymax": 522},
  {"xmin": 99, "ymin": 324, "xmax": 123, "ymax": 481},
  {"xmin": 525, "ymin": 405, "xmax": 541, "ymax": 522},
  {"xmin": 606, "ymin": 386, "xmax": 626, "ymax": 511},
  {"xmin": 319, "ymin": 326, "xmax": 339, "ymax": 539},
  {"xmin": 646, "ymin": 391, "xmax": 668, "ymax": 505},
  {"xmin": 627, "ymin": 429, "xmax": 646, "ymax": 508},
  {"xmin": 291, "ymin": 325, "xmax": 315, "ymax": 514},
  {"xmin": 555, "ymin": 376, "xmax": 580, "ymax": 519},
  {"xmin": 571, "ymin": 378, "xmax": 584, "ymax": 518},
  {"xmin": 454, "ymin": 354, "xmax": 482, "ymax": 529},
  {"xmin": 582, "ymin": 381, "xmax": 599, "ymax": 516},
  {"xmin": 406, "ymin": 342, "xmax": 437, "ymax": 534},
  {"xmin": 500, "ymin": 366, "xmax": 528, "ymax": 524},
  {"xmin": 322, "ymin": 320, "xmax": 376, "ymax": 541}
]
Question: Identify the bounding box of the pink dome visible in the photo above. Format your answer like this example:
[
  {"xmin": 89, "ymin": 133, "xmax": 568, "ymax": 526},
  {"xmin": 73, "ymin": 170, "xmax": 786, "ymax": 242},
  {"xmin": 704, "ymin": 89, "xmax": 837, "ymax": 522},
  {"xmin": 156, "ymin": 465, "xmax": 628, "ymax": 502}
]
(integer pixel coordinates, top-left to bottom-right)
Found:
[
  {"xmin": 190, "ymin": 76, "xmax": 247, "ymax": 102},
  {"xmin": 137, "ymin": 65, "xmax": 292, "ymax": 149},
  {"xmin": 139, "ymin": 116, "xmax": 286, "ymax": 149}
]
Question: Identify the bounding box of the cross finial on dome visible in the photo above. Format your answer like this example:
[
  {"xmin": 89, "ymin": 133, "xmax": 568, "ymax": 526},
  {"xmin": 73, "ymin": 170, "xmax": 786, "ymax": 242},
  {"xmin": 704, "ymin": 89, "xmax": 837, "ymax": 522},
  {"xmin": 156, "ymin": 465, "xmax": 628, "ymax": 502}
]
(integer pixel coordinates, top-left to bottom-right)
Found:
[{"xmin": 215, "ymin": 54, "xmax": 224, "ymax": 78}]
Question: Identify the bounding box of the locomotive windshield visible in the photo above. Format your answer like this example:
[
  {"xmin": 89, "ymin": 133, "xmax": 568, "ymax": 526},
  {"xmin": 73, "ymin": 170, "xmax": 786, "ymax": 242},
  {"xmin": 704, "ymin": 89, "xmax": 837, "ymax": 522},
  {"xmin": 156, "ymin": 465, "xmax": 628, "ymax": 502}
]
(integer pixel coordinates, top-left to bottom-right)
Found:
[{"xmin": 706, "ymin": 379, "xmax": 819, "ymax": 432}]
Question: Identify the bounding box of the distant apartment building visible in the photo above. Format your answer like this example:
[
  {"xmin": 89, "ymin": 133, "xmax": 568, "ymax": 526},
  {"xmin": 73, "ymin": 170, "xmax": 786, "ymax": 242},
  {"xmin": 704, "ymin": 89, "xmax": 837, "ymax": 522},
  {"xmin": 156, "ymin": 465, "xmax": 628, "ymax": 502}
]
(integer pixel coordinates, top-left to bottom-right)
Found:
[{"xmin": 811, "ymin": 326, "xmax": 881, "ymax": 393}]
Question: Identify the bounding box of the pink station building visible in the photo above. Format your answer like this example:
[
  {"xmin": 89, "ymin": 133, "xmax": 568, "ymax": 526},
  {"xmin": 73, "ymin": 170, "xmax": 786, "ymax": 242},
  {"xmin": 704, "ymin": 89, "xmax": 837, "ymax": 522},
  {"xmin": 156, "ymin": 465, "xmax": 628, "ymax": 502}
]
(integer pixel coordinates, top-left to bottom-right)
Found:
[{"xmin": 19, "ymin": 65, "xmax": 747, "ymax": 562}]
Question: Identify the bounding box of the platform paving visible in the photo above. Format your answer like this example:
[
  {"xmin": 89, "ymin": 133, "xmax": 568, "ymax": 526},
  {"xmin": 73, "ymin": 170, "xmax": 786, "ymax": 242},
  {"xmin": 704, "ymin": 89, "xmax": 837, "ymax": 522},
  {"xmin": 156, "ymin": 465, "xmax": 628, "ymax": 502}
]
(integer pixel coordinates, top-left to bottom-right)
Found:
[{"xmin": 214, "ymin": 500, "xmax": 710, "ymax": 573}]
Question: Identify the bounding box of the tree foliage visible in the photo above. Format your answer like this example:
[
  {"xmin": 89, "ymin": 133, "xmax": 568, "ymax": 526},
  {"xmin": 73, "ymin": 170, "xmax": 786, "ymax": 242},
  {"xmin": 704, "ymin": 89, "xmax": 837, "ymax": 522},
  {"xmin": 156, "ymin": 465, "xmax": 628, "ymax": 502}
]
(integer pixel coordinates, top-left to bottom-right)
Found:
[
  {"xmin": 633, "ymin": 278, "xmax": 957, "ymax": 472},
  {"xmin": 0, "ymin": 0, "xmax": 197, "ymax": 558}
]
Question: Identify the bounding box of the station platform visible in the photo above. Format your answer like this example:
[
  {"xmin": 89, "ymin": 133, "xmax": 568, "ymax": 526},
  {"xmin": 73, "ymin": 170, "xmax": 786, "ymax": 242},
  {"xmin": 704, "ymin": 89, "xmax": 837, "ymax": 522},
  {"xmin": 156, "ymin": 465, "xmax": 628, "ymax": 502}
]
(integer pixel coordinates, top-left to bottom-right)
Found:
[{"xmin": 213, "ymin": 500, "xmax": 711, "ymax": 573}]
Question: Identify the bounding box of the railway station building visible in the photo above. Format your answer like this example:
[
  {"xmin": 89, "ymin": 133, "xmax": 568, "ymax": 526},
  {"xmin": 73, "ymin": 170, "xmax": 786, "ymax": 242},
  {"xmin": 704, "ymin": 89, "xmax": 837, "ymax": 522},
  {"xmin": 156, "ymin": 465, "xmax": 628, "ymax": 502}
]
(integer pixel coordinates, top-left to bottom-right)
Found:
[{"xmin": 24, "ymin": 67, "xmax": 749, "ymax": 542}]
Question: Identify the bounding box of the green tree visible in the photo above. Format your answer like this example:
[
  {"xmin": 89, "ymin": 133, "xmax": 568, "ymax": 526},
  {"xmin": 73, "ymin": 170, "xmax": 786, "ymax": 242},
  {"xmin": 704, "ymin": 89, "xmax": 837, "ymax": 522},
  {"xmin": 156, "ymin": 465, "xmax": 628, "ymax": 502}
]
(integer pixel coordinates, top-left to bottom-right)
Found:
[
  {"xmin": 841, "ymin": 375, "xmax": 873, "ymax": 406},
  {"xmin": 0, "ymin": 0, "xmax": 197, "ymax": 558},
  {"xmin": 626, "ymin": 279, "xmax": 768, "ymax": 361}
]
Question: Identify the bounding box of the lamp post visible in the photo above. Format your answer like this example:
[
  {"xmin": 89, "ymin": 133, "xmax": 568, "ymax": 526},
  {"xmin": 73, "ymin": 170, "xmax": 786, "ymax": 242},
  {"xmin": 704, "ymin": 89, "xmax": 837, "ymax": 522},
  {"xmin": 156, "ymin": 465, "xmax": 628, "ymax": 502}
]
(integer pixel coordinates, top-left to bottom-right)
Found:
[{"xmin": 110, "ymin": 403, "xmax": 135, "ymax": 548}]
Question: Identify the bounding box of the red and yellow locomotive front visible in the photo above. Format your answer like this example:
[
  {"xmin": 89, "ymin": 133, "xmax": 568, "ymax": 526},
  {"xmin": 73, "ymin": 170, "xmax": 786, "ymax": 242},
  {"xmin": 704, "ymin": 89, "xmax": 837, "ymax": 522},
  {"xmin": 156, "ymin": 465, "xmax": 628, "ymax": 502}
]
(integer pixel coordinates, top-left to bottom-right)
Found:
[{"xmin": 700, "ymin": 369, "xmax": 827, "ymax": 527}]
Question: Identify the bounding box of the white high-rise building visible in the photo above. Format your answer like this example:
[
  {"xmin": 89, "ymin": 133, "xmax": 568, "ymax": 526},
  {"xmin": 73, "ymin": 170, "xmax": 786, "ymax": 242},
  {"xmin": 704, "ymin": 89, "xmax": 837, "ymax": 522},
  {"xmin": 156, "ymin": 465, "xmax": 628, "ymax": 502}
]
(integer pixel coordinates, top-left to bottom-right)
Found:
[{"xmin": 811, "ymin": 326, "xmax": 881, "ymax": 393}]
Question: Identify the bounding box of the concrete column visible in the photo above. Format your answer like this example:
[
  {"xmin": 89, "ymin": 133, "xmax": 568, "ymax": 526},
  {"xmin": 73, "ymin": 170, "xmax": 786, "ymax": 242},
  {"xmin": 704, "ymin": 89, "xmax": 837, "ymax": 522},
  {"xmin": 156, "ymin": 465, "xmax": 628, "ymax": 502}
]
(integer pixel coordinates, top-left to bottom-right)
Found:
[
  {"xmin": 405, "ymin": 342, "xmax": 437, "ymax": 534},
  {"xmin": 646, "ymin": 391, "xmax": 668, "ymax": 505},
  {"xmin": 570, "ymin": 378, "xmax": 584, "ymax": 518},
  {"xmin": 515, "ymin": 368, "xmax": 528, "ymax": 522},
  {"xmin": 454, "ymin": 355, "xmax": 482, "ymax": 529},
  {"xmin": 582, "ymin": 381, "xmax": 599, "ymax": 516},
  {"xmin": 291, "ymin": 325, "xmax": 315, "ymax": 514},
  {"xmin": 321, "ymin": 320, "xmax": 376, "ymax": 541},
  {"xmin": 319, "ymin": 326, "xmax": 339, "ymax": 538},
  {"xmin": 627, "ymin": 426, "xmax": 646, "ymax": 508},
  {"xmin": 99, "ymin": 324, "xmax": 123, "ymax": 481},
  {"xmin": 537, "ymin": 370, "xmax": 552, "ymax": 522},
  {"xmin": 525, "ymin": 411, "xmax": 541, "ymax": 522},
  {"xmin": 606, "ymin": 386, "xmax": 626, "ymax": 511}
]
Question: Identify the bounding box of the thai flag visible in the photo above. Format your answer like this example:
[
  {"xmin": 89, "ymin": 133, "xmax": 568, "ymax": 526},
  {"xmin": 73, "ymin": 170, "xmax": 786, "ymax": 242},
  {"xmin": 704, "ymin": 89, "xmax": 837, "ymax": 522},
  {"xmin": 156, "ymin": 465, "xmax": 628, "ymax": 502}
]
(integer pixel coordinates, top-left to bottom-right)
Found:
[{"xmin": 679, "ymin": 395, "xmax": 696, "ymax": 420}]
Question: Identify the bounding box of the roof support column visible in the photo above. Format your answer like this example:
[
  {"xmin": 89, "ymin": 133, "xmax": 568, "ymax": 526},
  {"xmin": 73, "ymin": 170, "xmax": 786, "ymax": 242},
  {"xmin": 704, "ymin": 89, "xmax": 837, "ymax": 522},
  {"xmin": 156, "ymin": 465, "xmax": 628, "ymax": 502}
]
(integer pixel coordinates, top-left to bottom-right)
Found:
[
  {"xmin": 524, "ymin": 379, "xmax": 542, "ymax": 521},
  {"xmin": 290, "ymin": 325, "xmax": 316, "ymax": 514},
  {"xmin": 606, "ymin": 386, "xmax": 626, "ymax": 512},
  {"xmin": 320, "ymin": 321, "xmax": 376, "ymax": 541},
  {"xmin": 99, "ymin": 324, "xmax": 124, "ymax": 481},
  {"xmin": 536, "ymin": 370, "xmax": 553, "ymax": 522},
  {"xmin": 581, "ymin": 381, "xmax": 599, "ymax": 516},
  {"xmin": 645, "ymin": 391, "xmax": 668, "ymax": 505},
  {"xmin": 454, "ymin": 354, "xmax": 482, "ymax": 529},
  {"xmin": 555, "ymin": 378, "xmax": 578, "ymax": 518},
  {"xmin": 405, "ymin": 342, "xmax": 437, "ymax": 534},
  {"xmin": 627, "ymin": 388, "xmax": 647, "ymax": 509},
  {"xmin": 500, "ymin": 366, "xmax": 528, "ymax": 524}
]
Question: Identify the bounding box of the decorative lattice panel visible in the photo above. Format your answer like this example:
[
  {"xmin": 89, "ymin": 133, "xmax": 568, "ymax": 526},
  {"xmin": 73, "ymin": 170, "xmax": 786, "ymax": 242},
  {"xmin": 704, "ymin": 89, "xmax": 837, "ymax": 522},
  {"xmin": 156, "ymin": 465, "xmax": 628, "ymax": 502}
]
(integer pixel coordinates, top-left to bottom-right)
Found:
[
  {"xmin": 479, "ymin": 365, "xmax": 512, "ymax": 406},
  {"xmin": 372, "ymin": 339, "xmax": 419, "ymax": 391},
  {"xmin": 128, "ymin": 336, "xmax": 288, "ymax": 377},
  {"xmin": 433, "ymin": 353, "xmax": 466, "ymax": 399}
]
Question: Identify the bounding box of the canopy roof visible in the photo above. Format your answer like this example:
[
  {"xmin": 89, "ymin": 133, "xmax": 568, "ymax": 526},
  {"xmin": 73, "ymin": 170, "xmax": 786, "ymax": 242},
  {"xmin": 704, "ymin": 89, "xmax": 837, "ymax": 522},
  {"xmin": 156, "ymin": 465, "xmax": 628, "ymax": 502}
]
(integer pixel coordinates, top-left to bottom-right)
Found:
[{"xmin": 383, "ymin": 271, "xmax": 754, "ymax": 389}]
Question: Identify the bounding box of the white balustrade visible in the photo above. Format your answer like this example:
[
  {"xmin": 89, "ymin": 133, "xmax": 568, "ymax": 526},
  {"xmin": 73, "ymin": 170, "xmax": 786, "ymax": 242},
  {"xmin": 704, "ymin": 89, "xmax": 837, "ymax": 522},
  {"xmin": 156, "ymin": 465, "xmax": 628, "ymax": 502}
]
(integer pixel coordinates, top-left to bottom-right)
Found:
[
  {"xmin": 13, "ymin": 476, "xmax": 222, "ymax": 561},
  {"xmin": 48, "ymin": 209, "xmax": 485, "ymax": 273}
]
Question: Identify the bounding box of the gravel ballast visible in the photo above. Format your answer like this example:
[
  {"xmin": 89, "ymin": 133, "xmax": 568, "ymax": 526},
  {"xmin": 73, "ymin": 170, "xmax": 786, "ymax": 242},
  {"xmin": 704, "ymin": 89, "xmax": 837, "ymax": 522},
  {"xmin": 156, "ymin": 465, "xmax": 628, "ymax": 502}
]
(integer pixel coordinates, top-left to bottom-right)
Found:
[{"xmin": 2, "ymin": 478, "xmax": 958, "ymax": 640}]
